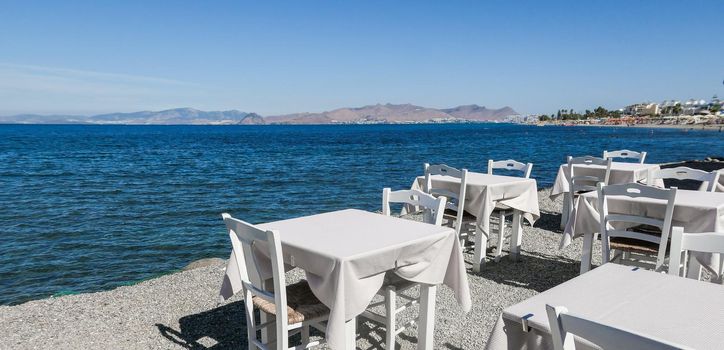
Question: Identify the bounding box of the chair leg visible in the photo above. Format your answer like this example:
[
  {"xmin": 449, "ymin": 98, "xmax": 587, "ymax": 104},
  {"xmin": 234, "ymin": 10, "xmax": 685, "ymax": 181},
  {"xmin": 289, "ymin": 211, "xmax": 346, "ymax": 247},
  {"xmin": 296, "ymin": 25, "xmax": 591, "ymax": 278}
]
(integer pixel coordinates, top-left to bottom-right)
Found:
[
  {"xmin": 302, "ymin": 324, "xmax": 310, "ymax": 346},
  {"xmin": 385, "ymin": 286, "xmax": 397, "ymax": 350},
  {"xmin": 243, "ymin": 291, "xmax": 257, "ymax": 349}
]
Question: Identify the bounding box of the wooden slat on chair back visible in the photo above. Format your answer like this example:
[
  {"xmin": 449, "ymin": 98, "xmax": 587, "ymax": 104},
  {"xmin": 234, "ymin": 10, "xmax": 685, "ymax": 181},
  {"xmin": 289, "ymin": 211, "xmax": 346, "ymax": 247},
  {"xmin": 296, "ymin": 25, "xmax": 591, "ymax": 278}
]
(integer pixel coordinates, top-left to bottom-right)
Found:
[
  {"xmin": 423, "ymin": 163, "xmax": 469, "ymax": 235},
  {"xmin": 603, "ymin": 149, "xmax": 647, "ymax": 164},
  {"xmin": 546, "ymin": 304, "xmax": 687, "ymax": 350},
  {"xmin": 649, "ymin": 166, "xmax": 721, "ymax": 192},
  {"xmin": 382, "ymin": 188, "xmax": 446, "ymax": 226},
  {"xmin": 567, "ymin": 156, "xmax": 612, "ymax": 194},
  {"xmin": 222, "ymin": 213, "xmax": 289, "ymax": 337},
  {"xmin": 487, "ymin": 159, "xmax": 533, "ymax": 178}
]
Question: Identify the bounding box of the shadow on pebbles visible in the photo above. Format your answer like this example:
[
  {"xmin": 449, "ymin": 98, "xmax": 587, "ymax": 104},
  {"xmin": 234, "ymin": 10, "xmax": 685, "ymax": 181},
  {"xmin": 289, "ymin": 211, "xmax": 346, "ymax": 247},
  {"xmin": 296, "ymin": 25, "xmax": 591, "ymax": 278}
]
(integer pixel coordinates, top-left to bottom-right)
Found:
[{"xmin": 0, "ymin": 189, "xmax": 603, "ymax": 349}]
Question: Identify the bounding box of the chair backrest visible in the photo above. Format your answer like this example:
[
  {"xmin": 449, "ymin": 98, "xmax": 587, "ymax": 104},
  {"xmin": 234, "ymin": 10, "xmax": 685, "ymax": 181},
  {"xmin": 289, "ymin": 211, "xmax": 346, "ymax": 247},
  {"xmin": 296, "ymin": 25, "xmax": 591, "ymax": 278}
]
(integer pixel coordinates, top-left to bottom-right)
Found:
[
  {"xmin": 648, "ymin": 166, "xmax": 721, "ymax": 192},
  {"xmin": 597, "ymin": 182, "xmax": 677, "ymax": 270},
  {"xmin": 487, "ymin": 159, "xmax": 533, "ymax": 178},
  {"xmin": 546, "ymin": 304, "xmax": 687, "ymax": 350},
  {"xmin": 669, "ymin": 226, "xmax": 724, "ymax": 279},
  {"xmin": 222, "ymin": 213, "xmax": 289, "ymax": 334},
  {"xmin": 603, "ymin": 149, "xmax": 647, "ymax": 164},
  {"xmin": 382, "ymin": 188, "xmax": 446, "ymax": 226},
  {"xmin": 567, "ymin": 156, "xmax": 612, "ymax": 194},
  {"xmin": 423, "ymin": 163, "xmax": 468, "ymax": 235}
]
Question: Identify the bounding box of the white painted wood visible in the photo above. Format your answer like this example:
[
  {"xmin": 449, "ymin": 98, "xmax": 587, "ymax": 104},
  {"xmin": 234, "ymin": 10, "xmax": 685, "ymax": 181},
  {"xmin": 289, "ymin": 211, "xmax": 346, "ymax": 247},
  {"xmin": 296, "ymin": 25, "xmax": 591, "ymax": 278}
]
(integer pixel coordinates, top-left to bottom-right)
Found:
[
  {"xmin": 596, "ymin": 183, "xmax": 677, "ymax": 271},
  {"xmin": 344, "ymin": 318, "xmax": 356, "ymax": 349},
  {"xmin": 494, "ymin": 209, "xmax": 506, "ymax": 262},
  {"xmin": 509, "ymin": 210, "xmax": 523, "ymax": 261},
  {"xmin": 648, "ymin": 166, "xmax": 721, "ymax": 192},
  {"xmin": 417, "ymin": 285, "xmax": 437, "ymax": 350},
  {"xmin": 384, "ymin": 286, "xmax": 396, "ymax": 348},
  {"xmin": 603, "ymin": 149, "xmax": 647, "ymax": 164},
  {"xmin": 473, "ymin": 223, "xmax": 487, "ymax": 272},
  {"xmin": 423, "ymin": 163, "xmax": 469, "ymax": 239},
  {"xmin": 487, "ymin": 159, "xmax": 533, "ymax": 261},
  {"xmin": 361, "ymin": 188, "xmax": 446, "ymax": 349},
  {"xmin": 222, "ymin": 213, "xmax": 328, "ymax": 350},
  {"xmin": 487, "ymin": 159, "xmax": 533, "ymax": 178},
  {"xmin": 565, "ymin": 156, "xmax": 611, "ymax": 228},
  {"xmin": 546, "ymin": 304, "xmax": 687, "ymax": 350},
  {"xmin": 382, "ymin": 188, "xmax": 446, "ymax": 226},
  {"xmin": 669, "ymin": 226, "xmax": 724, "ymax": 280},
  {"xmin": 579, "ymin": 225, "xmax": 595, "ymax": 274}
]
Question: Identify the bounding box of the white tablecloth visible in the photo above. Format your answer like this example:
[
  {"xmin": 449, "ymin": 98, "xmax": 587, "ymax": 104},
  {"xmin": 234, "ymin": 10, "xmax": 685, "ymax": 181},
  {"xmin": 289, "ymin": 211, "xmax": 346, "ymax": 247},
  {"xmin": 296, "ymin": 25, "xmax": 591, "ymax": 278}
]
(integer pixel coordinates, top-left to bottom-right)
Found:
[
  {"xmin": 562, "ymin": 189, "xmax": 724, "ymax": 273},
  {"xmin": 411, "ymin": 173, "xmax": 540, "ymax": 236},
  {"xmin": 550, "ymin": 162, "xmax": 661, "ymax": 199},
  {"xmin": 485, "ymin": 263, "xmax": 724, "ymax": 350},
  {"xmin": 219, "ymin": 209, "xmax": 472, "ymax": 349}
]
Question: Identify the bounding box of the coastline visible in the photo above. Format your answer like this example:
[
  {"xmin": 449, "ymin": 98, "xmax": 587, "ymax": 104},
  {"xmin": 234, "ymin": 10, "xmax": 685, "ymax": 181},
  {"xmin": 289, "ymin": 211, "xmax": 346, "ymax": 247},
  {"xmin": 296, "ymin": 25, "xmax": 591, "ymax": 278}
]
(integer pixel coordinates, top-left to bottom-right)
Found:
[
  {"xmin": 1, "ymin": 188, "xmax": 583, "ymax": 349},
  {"xmin": 536, "ymin": 122, "xmax": 724, "ymax": 131},
  {"xmin": 2, "ymin": 157, "xmax": 722, "ymax": 348}
]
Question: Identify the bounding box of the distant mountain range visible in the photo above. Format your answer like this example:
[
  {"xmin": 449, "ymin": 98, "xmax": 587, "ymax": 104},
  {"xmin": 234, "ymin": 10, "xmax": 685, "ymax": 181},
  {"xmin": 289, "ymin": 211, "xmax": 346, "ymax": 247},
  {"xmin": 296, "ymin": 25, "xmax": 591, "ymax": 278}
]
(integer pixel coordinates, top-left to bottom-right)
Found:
[{"xmin": 0, "ymin": 104, "xmax": 518, "ymax": 125}]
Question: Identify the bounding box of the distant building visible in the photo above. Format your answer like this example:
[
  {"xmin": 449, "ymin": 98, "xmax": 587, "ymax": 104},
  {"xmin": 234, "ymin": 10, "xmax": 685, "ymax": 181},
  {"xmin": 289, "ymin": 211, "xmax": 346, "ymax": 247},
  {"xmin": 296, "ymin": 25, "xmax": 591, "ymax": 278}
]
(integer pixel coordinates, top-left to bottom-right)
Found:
[{"xmin": 624, "ymin": 103, "xmax": 659, "ymax": 116}]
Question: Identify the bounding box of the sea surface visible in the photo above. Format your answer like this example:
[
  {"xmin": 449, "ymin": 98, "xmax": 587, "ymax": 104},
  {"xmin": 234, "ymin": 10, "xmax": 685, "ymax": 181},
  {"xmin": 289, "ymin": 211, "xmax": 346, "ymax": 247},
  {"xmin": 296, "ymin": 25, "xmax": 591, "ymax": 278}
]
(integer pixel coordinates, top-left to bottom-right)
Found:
[{"xmin": 1, "ymin": 123, "xmax": 722, "ymax": 305}]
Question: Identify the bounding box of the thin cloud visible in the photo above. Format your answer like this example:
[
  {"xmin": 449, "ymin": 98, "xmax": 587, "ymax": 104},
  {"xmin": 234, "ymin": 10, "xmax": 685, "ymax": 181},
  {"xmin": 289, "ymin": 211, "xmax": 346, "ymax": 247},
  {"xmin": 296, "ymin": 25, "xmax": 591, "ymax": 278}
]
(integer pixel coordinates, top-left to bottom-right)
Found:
[{"xmin": 0, "ymin": 63, "xmax": 208, "ymax": 115}]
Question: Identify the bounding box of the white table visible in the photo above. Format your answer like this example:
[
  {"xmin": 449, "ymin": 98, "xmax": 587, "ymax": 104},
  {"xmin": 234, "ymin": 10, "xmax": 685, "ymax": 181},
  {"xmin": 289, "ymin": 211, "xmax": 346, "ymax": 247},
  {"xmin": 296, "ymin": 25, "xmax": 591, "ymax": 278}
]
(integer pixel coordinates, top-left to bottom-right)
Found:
[
  {"xmin": 485, "ymin": 263, "xmax": 724, "ymax": 350},
  {"xmin": 551, "ymin": 162, "xmax": 662, "ymax": 228},
  {"xmin": 219, "ymin": 209, "xmax": 472, "ymax": 349},
  {"xmin": 563, "ymin": 189, "xmax": 724, "ymax": 275},
  {"xmin": 411, "ymin": 172, "xmax": 540, "ymax": 272}
]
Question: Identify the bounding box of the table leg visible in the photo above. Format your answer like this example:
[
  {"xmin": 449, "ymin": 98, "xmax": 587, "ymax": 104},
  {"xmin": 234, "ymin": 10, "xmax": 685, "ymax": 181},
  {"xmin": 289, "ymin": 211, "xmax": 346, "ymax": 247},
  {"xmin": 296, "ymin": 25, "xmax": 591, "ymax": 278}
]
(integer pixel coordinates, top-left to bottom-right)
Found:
[
  {"xmin": 560, "ymin": 193, "xmax": 571, "ymax": 229},
  {"xmin": 509, "ymin": 210, "xmax": 523, "ymax": 261},
  {"xmin": 687, "ymin": 257, "xmax": 703, "ymax": 280},
  {"xmin": 345, "ymin": 317, "xmax": 357, "ymax": 349},
  {"xmin": 417, "ymin": 285, "xmax": 437, "ymax": 350},
  {"xmin": 580, "ymin": 231, "xmax": 594, "ymax": 274},
  {"xmin": 473, "ymin": 224, "xmax": 487, "ymax": 273}
]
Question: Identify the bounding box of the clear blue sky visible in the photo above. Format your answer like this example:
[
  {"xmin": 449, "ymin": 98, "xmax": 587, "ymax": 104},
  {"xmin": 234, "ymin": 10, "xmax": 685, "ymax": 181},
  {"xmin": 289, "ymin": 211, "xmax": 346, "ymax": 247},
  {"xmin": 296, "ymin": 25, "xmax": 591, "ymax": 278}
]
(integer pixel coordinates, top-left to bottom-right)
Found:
[{"xmin": 1, "ymin": 0, "xmax": 722, "ymax": 116}]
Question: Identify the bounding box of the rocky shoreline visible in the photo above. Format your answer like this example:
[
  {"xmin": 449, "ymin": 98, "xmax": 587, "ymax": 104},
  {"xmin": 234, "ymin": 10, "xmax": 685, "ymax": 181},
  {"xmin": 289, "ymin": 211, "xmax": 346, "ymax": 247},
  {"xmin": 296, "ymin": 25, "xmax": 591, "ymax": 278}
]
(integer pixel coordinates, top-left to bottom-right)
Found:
[
  {"xmin": 0, "ymin": 188, "xmax": 592, "ymax": 349},
  {"xmin": 1, "ymin": 159, "xmax": 722, "ymax": 349}
]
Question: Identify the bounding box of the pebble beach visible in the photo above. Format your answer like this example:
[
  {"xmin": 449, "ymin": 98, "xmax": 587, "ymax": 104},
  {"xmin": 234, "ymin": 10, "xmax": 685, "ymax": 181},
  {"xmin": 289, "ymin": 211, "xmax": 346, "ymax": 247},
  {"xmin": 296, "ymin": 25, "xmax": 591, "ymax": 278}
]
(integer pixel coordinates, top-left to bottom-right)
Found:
[{"xmin": 0, "ymin": 189, "xmax": 605, "ymax": 349}]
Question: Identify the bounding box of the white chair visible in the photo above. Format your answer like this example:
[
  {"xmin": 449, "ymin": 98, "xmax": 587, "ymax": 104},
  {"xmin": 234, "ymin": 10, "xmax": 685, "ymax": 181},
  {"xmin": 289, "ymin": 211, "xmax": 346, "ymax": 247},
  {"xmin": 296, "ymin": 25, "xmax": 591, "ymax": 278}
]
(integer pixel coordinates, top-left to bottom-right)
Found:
[
  {"xmin": 562, "ymin": 156, "xmax": 612, "ymax": 228},
  {"xmin": 362, "ymin": 188, "xmax": 446, "ymax": 349},
  {"xmin": 487, "ymin": 159, "xmax": 533, "ymax": 178},
  {"xmin": 669, "ymin": 226, "xmax": 724, "ymax": 282},
  {"xmin": 423, "ymin": 163, "xmax": 471, "ymax": 242},
  {"xmin": 222, "ymin": 213, "xmax": 329, "ymax": 350},
  {"xmin": 487, "ymin": 159, "xmax": 533, "ymax": 261},
  {"xmin": 603, "ymin": 149, "xmax": 647, "ymax": 164},
  {"xmin": 546, "ymin": 304, "xmax": 687, "ymax": 350},
  {"xmin": 597, "ymin": 183, "xmax": 677, "ymax": 271},
  {"xmin": 648, "ymin": 166, "xmax": 721, "ymax": 192}
]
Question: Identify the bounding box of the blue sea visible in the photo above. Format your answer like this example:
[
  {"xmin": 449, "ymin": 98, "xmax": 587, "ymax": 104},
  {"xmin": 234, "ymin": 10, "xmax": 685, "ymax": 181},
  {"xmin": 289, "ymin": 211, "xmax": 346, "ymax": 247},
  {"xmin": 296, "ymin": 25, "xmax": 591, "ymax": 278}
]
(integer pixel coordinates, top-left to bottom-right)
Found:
[{"xmin": 1, "ymin": 123, "xmax": 722, "ymax": 305}]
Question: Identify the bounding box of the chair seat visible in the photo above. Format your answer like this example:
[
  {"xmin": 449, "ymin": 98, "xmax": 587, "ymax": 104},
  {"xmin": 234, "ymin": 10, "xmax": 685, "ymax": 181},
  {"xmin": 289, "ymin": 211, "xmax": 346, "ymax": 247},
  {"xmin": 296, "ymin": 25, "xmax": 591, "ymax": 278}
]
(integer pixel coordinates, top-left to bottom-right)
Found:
[
  {"xmin": 252, "ymin": 280, "xmax": 329, "ymax": 324},
  {"xmin": 609, "ymin": 236, "xmax": 670, "ymax": 255}
]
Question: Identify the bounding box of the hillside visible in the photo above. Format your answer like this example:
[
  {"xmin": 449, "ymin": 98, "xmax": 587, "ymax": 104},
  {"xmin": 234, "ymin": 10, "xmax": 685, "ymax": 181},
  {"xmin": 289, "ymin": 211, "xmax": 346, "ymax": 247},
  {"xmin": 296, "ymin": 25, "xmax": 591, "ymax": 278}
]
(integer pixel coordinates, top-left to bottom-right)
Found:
[
  {"xmin": 266, "ymin": 103, "xmax": 517, "ymax": 124},
  {"xmin": 0, "ymin": 104, "xmax": 518, "ymax": 125}
]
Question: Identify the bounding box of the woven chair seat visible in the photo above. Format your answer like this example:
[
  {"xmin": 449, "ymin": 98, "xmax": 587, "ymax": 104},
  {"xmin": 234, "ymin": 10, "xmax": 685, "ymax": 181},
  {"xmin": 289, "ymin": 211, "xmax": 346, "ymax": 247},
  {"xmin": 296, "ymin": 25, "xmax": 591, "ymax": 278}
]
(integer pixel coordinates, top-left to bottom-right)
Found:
[
  {"xmin": 252, "ymin": 281, "xmax": 329, "ymax": 324},
  {"xmin": 609, "ymin": 237, "xmax": 671, "ymax": 255},
  {"xmin": 608, "ymin": 225, "xmax": 668, "ymax": 254}
]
